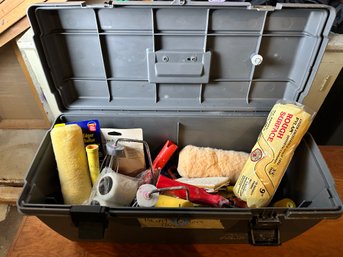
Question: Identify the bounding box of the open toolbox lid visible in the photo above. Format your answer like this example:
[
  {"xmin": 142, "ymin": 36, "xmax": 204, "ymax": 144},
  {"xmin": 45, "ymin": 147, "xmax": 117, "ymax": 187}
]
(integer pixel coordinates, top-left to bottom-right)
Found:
[{"xmin": 27, "ymin": 1, "xmax": 335, "ymax": 113}]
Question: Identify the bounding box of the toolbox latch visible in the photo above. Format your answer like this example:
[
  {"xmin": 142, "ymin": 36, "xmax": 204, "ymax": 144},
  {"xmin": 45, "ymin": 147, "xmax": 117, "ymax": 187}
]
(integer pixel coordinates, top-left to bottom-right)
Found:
[
  {"xmin": 250, "ymin": 216, "xmax": 281, "ymax": 246},
  {"xmin": 71, "ymin": 205, "xmax": 108, "ymax": 240}
]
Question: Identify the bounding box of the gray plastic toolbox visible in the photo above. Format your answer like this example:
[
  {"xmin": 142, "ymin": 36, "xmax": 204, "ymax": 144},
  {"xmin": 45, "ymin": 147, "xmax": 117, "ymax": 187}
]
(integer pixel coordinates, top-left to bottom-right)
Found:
[{"xmin": 18, "ymin": 1, "xmax": 342, "ymax": 245}]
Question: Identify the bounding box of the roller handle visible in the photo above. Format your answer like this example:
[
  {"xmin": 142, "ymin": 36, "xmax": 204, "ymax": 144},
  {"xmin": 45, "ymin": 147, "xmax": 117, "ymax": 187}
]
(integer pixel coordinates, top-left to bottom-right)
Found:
[
  {"xmin": 152, "ymin": 140, "xmax": 178, "ymax": 170},
  {"xmin": 156, "ymin": 175, "xmax": 229, "ymax": 207}
]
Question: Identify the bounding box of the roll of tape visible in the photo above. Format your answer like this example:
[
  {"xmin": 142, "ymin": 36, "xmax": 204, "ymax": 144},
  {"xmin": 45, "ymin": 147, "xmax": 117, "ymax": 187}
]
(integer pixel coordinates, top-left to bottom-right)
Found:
[
  {"xmin": 136, "ymin": 184, "xmax": 159, "ymax": 207},
  {"xmin": 273, "ymin": 198, "xmax": 296, "ymax": 208},
  {"xmin": 96, "ymin": 172, "xmax": 138, "ymax": 206},
  {"xmin": 90, "ymin": 196, "xmax": 109, "ymax": 207}
]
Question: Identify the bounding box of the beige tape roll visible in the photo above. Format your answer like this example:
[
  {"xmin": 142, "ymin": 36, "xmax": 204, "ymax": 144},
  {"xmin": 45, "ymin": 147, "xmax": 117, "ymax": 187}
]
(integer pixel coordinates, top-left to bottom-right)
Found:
[{"xmin": 51, "ymin": 124, "xmax": 92, "ymax": 204}]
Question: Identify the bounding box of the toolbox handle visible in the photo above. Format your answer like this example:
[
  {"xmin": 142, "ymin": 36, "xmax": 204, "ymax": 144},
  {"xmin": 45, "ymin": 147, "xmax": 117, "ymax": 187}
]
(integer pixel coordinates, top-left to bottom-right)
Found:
[
  {"xmin": 155, "ymin": 63, "xmax": 204, "ymax": 77},
  {"xmin": 147, "ymin": 50, "xmax": 211, "ymax": 84}
]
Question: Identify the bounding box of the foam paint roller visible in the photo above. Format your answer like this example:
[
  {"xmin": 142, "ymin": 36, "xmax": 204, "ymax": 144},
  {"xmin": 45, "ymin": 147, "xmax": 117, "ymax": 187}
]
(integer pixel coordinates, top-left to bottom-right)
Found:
[
  {"xmin": 86, "ymin": 144, "xmax": 100, "ymax": 185},
  {"xmin": 233, "ymin": 101, "xmax": 313, "ymax": 208},
  {"xmin": 177, "ymin": 146, "xmax": 249, "ymax": 183},
  {"xmin": 155, "ymin": 195, "xmax": 193, "ymax": 208},
  {"xmin": 50, "ymin": 124, "xmax": 92, "ymax": 204}
]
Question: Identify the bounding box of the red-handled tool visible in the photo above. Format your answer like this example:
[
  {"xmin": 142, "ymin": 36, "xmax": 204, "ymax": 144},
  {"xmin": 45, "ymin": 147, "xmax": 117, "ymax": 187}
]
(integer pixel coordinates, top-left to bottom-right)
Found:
[
  {"xmin": 156, "ymin": 175, "xmax": 230, "ymax": 207},
  {"xmin": 152, "ymin": 140, "xmax": 178, "ymax": 170}
]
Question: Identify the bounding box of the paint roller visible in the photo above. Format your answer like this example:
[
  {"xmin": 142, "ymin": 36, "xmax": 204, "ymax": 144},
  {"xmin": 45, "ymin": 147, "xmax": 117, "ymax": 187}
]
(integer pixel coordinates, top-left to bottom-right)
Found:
[
  {"xmin": 233, "ymin": 101, "xmax": 313, "ymax": 208},
  {"xmin": 50, "ymin": 124, "xmax": 92, "ymax": 204},
  {"xmin": 177, "ymin": 146, "xmax": 249, "ymax": 184},
  {"xmin": 86, "ymin": 144, "xmax": 100, "ymax": 185},
  {"xmin": 136, "ymin": 184, "xmax": 193, "ymax": 208}
]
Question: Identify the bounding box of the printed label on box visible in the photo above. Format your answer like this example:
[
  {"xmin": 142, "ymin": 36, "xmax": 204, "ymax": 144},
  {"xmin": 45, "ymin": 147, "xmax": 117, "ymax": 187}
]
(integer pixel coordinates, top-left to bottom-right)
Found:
[{"xmin": 138, "ymin": 218, "xmax": 224, "ymax": 229}]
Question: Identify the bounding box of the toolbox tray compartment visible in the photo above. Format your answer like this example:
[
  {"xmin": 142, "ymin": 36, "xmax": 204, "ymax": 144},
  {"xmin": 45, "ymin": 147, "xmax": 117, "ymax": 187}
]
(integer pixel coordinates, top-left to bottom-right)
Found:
[{"xmin": 18, "ymin": 1, "xmax": 342, "ymax": 245}]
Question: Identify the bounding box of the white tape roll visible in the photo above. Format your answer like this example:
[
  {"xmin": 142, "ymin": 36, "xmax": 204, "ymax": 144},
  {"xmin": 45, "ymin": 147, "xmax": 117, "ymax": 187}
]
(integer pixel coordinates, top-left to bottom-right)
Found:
[
  {"xmin": 96, "ymin": 172, "xmax": 138, "ymax": 206},
  {"xmin": 90, "ymin": 196, "xmax": 112, "ymax": 207},
  {"xmin": 136, "ymin": 184, "xmax": 159, "ymax": 207}
]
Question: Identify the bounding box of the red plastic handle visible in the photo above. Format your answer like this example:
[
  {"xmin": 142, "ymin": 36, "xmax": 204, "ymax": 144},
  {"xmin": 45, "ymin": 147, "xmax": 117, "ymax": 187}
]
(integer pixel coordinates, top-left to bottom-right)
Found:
[
  {"xmin": 156, "ymin": 175, "xmax": 229, "ymax": 207},
  {"xmin": 152, "ymin": 140, "xmax": 178, "ymax": 170}
]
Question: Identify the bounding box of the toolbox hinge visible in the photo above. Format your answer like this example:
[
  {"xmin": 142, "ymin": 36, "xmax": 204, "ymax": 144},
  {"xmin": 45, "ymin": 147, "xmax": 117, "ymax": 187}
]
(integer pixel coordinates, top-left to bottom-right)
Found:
[
  {"xmin": 250, "ymin": 216, "xmax": 281, "ymax": 246},
  {"xmin": 71, "ymin": 205, "xmax": 108, "ymax": 240},
  {"xmin": 171, "ymin": 0, "xmax": 186, "ymax": 5},
  {"xmin": 104, "ymin": 0, "xmax": 114, "ymax": 7},
  {"xmin": 248, "ymin": 4, "xmax": 282, "ymax": 11},
  {"xmin": 104, "ymin": 0, "xmax": 186, "ymax": 7}
]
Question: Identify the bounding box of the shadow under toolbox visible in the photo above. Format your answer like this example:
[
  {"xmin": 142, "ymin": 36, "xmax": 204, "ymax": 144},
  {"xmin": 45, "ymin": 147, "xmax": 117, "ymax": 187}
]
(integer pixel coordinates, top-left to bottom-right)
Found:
[{"xmin": 18, "ymin": 1, "xmax": 342, "ymax": 245}]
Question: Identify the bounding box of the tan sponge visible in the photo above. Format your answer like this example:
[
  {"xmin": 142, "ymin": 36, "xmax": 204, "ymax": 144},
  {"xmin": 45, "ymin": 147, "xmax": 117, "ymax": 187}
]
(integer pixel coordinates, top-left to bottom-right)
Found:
[
  {"xmin": 51, "ymin": 124, "xmax": 92, "ymax": 204},
  {"xmin": 177, "ymin": 145, "xmax": 249, "ymax": 183}
]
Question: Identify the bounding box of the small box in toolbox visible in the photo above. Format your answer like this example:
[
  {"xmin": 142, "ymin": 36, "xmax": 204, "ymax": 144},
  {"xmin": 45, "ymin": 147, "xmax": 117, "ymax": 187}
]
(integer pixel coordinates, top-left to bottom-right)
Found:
[{"xmin": 18, "ymin": 1, "xmax": 342, "ymax": 245}]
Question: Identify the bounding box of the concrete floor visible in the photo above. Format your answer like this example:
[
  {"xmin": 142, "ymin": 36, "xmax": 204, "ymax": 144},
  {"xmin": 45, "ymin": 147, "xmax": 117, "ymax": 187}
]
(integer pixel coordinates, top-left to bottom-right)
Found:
[
  {"xmin": 0, "ymin": 129, "xmax": 47, "ymax": 181},
  {"xmin": 0, "ymin": 129, "xmax": 47, "ymax": 257},
  {"xmin": 0, "ymin": 206, "xmax": 22, "ymax": 257}
]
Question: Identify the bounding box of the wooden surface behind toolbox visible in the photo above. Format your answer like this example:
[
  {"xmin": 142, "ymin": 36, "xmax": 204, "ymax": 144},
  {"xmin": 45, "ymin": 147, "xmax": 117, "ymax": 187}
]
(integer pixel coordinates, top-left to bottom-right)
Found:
[{"xmin": 7, "ymin": 146, "xmax": 343, "ymax": 257}]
